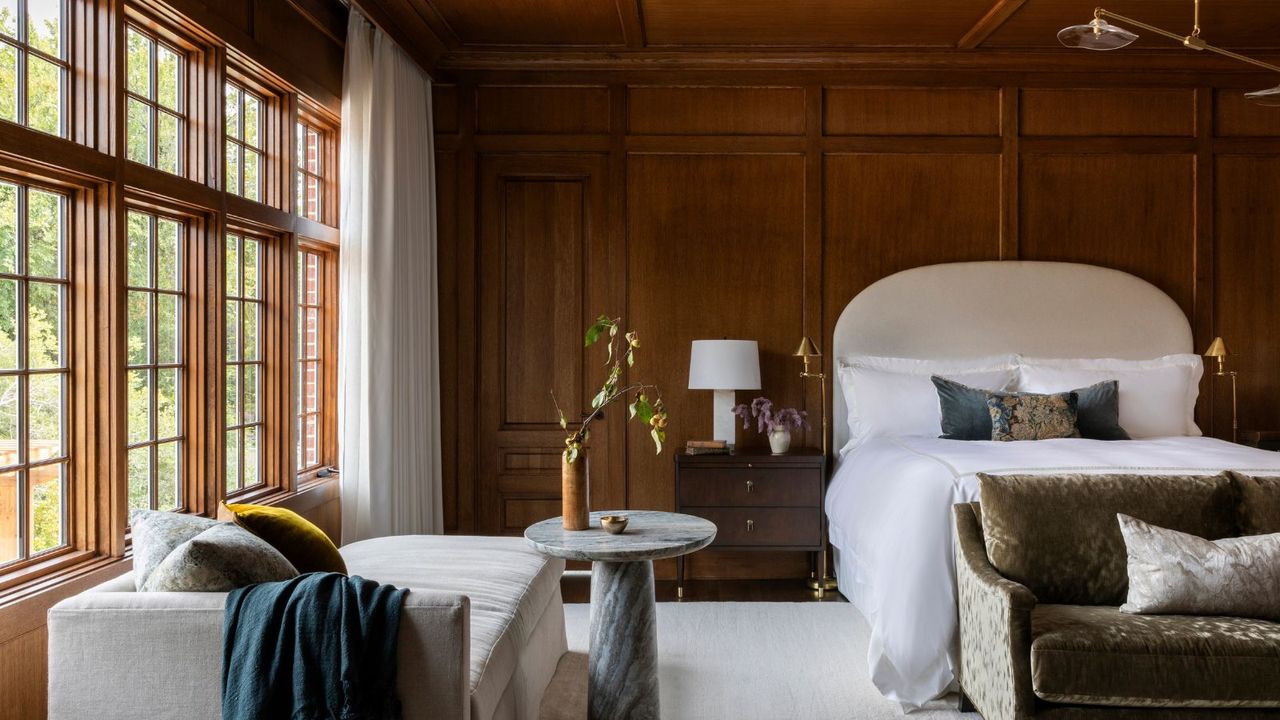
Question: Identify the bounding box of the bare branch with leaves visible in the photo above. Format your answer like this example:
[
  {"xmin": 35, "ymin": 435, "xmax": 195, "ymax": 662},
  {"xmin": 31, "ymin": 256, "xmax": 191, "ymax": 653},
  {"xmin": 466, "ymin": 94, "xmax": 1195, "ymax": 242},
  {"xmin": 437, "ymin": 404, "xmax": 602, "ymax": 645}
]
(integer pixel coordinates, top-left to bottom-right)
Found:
[{"xmin": 555, "ymin": 315, "xmax": 669, "ymax": 463}]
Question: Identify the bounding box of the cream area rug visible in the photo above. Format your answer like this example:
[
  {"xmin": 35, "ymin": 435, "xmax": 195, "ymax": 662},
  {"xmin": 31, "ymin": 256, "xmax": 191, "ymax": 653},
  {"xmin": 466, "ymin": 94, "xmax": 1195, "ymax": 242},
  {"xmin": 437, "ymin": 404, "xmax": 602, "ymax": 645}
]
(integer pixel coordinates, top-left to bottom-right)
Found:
[{"xmin": 539, "ymin": 602, "xmax": 977, "ymax": 720}]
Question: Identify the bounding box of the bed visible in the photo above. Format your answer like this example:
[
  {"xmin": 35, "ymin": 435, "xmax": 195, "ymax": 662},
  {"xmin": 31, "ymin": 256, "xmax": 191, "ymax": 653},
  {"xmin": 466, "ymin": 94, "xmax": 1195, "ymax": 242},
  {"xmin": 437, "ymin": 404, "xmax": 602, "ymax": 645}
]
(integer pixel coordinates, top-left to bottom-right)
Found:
[{"xmin": 825, "ymin": 261, "xmax": 1280, "ymax": 709}]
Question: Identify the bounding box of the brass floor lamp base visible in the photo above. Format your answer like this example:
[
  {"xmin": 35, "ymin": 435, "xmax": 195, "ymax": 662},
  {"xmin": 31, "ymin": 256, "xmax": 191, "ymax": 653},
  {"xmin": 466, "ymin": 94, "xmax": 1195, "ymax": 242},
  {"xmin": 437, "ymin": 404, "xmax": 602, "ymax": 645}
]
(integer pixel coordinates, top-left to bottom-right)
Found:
[{"xmin": 807, "ymin": 576, "xmax": 838, "ymax": 592}]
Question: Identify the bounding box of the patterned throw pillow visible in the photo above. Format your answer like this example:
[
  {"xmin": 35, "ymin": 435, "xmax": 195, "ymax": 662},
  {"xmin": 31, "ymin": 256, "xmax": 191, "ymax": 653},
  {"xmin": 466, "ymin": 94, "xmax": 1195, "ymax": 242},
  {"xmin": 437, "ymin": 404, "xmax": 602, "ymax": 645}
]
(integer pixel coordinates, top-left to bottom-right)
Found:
[
  {"xmin": 1119, "ymin": 514, "xmax": 1280, "ymax": 621},
  {"xmin": 130, "ymin": 509, "xmax": 219, "ymax": 591},
  {"xmin": 986, "ymin": 390, "xmax": 1081, "ymax": 442},
  {"xmin": 141, "ymin": 522, "xmax": 299, "ymax": 592}
]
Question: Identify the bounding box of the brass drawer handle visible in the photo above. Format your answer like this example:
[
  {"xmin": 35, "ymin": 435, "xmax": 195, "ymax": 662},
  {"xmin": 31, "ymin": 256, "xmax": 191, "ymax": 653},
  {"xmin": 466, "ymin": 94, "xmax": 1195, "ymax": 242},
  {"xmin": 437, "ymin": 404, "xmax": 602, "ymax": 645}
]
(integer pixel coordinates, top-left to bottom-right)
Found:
[
  {"xmin": 746, "ymin": 519, "xmax": 754, "ymax": 532},
  {"xmin": 746, "ymin": 479, "xmax": 753, "ymax": 493}
]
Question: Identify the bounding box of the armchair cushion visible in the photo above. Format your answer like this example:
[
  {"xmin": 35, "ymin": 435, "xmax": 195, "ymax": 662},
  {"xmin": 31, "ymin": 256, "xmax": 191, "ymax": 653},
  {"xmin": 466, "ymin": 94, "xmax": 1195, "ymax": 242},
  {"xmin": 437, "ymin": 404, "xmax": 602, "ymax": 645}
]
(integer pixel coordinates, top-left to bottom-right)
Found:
[
  {"xmin": 1231, "ymin": 472, "xmax": 1280, "ymax": 536},
  {"xmin": 978, "ymin": 473, "xmax": 1239, "ymax": 605},
  {"xmin": 1030, "ymin": 604, "xmax": 1280, "ymax": 708}
]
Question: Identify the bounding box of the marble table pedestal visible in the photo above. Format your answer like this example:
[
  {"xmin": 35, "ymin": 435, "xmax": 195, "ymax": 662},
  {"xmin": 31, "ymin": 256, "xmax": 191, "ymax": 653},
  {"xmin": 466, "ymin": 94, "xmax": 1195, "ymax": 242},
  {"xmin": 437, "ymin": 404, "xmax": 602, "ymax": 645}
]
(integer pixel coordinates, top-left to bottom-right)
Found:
[
  {"xmin": 588, "ymin": 559, "xmax": 659, "ymax": 719},
  {"xmin": 524, "ymin": 510, "xmax": 717, "ymax": 720}
]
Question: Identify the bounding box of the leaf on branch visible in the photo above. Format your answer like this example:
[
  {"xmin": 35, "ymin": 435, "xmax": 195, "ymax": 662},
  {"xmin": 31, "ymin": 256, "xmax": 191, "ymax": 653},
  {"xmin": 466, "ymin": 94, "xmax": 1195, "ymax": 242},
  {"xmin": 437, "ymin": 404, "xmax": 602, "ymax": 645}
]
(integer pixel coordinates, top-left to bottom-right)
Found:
[
  {"xmin": 558, "ymin": 409, "xmax": 568, "ymax": 430},
  {"xmin": 591, "ymin": 387, "xmax": 608, "ymax": 409},
  {"xmin": 651, "ymin": 427, "xmax": 665, "ymax": 454},
  {"xmin": 584, "ymin": 315, "xmax": 612, "ymax": 347},
  {"xmin": 634, "ymin": 394, "xmax": 654, "ymax": 425},
  {"xmin": 628, "ymin": 398, "xmax": 638, "ymax": 419},
  {"xmin": 626, "ymin": 349, "xmax": 634, "ymax": 367}
]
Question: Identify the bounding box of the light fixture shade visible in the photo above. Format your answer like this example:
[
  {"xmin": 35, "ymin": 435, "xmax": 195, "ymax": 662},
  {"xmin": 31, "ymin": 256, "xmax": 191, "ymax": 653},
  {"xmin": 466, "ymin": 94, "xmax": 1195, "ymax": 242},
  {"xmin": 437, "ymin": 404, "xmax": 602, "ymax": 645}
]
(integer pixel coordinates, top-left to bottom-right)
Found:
[
  {"xmin": 1057, "ymin": 18, "xmax": 1138, "ymax": 50},
  {"xmin": 1204, "ymin": 336, "xmax": 1229, "ymax": 358},
  {"xmin": 1245, "ymin": 85, "xmax": 1280, "ymax": 107},
  {"xmin": 793, "ymin": 336, "xmax": 822, "ymax": 358},
  {"xmin": 688, "ymin": 340, "xmax": 761, "ymax": 390}
]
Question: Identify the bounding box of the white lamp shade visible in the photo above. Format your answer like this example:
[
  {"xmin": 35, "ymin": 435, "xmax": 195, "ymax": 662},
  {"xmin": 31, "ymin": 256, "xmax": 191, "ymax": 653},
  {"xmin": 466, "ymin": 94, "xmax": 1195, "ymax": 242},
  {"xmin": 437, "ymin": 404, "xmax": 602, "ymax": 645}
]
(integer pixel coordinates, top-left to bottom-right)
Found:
[{"xmin": 688, "ymin": 340, "xmax": 761, "ymax": 390}]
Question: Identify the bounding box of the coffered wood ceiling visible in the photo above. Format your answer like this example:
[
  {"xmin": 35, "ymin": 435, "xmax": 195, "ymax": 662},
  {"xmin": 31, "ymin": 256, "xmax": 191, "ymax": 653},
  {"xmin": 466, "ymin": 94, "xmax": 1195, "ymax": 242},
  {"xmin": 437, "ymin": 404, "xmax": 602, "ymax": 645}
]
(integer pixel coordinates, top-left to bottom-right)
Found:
[{"xmin": 355, "ymin": 0, "xmax": 1280, "ymax": 73}]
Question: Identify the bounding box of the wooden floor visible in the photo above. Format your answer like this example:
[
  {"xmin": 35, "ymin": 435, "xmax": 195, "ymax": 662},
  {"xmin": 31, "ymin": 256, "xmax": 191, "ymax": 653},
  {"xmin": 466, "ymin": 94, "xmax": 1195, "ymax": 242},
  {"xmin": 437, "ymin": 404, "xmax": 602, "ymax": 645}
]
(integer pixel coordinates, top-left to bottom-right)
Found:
[{"xmin": 560, "ymin": 572, "xmax": 848, "ymax": 603}]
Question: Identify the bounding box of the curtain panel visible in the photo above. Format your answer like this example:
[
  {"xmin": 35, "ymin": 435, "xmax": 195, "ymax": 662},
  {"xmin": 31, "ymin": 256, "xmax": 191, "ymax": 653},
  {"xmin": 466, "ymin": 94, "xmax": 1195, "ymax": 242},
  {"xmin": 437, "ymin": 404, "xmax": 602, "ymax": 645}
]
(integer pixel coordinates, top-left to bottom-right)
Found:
[{"xmin": 338, "ymin": 10, "xmax": 442, "ymax": 541}]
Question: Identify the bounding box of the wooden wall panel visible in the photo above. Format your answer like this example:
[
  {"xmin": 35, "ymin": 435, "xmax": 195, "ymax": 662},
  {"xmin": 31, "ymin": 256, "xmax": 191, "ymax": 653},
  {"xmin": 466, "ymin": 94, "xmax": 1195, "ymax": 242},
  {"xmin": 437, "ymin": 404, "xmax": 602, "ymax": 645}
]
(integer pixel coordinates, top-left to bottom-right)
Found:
[
  {"xmin": 477, "ymin": 155, "xmax": 609, "ymax": 535},
  {"xmin": 501, "ymin": 181, "xmax": 585, "ymax": 425},
  {"xmin": 440, "ymin": 80, "xmax": 1280, "ymax": 581},
  {"xmin": 1214, "ymin": 156, "xmax": 1280, "ymax": 437},
  {"xmin": 823, "ymin": 153, "xmax": 1003, "ymax": 338},
  {"xmin": 433, "ymin": 85, "xmax": 460, "ymax": 134},
  {"xmin": 1214, "ymin": 89, "xmax": 1280, "ymax": 137},
  {"xmin": 628, "ymin": 86, "xmax": 806, "ymax": 135},
  {"xmin": 626, "ymin": 153, "xmax": 807, "ymax": 501},
  {"xmin": 476, "ymin": 86, "xmax": 611, "ymax": 135},
  {"xmin": 823, "ymin": 88, "xmax": 1001, "ymax": 136},
  {"xmin": 1019, "ymin": 154, "xmax": 1196, "ymax": 316},
  {"xmin": 0, "ymin": 627, "xmax": 46, "ymax": 720},
  {"xmin": 1020, "ymin": 89, "xmax": 1196, "ymax": 137}
]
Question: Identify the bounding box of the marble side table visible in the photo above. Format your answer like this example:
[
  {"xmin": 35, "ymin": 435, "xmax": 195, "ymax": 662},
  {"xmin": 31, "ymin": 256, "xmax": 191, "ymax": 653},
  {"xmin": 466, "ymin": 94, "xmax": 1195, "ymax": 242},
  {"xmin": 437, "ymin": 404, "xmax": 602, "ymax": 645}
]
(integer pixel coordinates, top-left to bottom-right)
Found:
[{"xmin": 525, "ymin": 510, "xmax": 716, "ymax": 720}]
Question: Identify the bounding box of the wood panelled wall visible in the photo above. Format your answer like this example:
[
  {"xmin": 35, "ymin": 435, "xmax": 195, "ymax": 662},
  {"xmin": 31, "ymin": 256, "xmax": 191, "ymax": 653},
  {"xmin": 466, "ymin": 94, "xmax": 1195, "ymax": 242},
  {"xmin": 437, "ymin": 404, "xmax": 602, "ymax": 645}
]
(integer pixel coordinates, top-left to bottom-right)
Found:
[{"xmin": 435, "ymin": 76, "xmax": 1280, "ymax": 580}]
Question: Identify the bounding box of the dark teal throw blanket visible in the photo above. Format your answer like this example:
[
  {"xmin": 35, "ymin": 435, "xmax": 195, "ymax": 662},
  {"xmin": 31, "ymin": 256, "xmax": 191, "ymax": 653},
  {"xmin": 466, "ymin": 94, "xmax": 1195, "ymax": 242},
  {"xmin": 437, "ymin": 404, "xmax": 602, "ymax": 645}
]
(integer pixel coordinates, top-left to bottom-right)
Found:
[{"xmin": 223, "ymin": 572, "xmax": 409, "ymax": 720}]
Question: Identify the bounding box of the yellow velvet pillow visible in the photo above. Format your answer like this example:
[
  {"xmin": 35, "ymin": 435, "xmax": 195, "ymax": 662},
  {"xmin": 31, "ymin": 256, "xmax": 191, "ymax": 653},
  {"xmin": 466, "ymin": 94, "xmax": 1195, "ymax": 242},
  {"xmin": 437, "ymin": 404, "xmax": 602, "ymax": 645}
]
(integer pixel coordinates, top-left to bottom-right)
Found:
[{"xmin": 222, "ymin": 502, "xmax": 347, "ymax": 575}]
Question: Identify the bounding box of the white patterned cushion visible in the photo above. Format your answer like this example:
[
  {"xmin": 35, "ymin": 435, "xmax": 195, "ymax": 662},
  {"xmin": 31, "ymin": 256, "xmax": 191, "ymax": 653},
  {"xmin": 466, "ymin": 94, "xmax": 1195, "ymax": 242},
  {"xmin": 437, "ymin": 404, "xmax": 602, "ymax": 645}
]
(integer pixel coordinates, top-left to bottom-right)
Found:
[
  {"xmin": 130, "ymin": 509, "xmax": 218, "ymax": 590},
  {"xmin": 141, "ymin": 522, "xmax": 298, "ymax": 592},
  {"xmin": 1120, "ymin": 513, "xmax": 1280, "ymax": 621}
]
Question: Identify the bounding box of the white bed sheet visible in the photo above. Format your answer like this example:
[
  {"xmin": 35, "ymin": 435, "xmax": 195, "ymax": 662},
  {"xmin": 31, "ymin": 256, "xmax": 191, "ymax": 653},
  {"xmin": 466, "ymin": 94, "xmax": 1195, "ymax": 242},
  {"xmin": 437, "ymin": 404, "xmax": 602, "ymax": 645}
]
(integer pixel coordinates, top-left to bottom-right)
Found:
[{"xmin": 825, "ymin": 435, "xmax": 1280, "ymax": 710}]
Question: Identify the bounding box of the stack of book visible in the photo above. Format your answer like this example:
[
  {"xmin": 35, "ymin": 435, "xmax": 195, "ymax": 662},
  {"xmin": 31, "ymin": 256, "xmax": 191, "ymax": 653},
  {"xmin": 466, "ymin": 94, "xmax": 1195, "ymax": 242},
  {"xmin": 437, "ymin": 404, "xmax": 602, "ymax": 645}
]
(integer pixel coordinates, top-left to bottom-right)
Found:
[{"xmin": 685, "ymin": 440, "xmax": 730, "ymax": 455}]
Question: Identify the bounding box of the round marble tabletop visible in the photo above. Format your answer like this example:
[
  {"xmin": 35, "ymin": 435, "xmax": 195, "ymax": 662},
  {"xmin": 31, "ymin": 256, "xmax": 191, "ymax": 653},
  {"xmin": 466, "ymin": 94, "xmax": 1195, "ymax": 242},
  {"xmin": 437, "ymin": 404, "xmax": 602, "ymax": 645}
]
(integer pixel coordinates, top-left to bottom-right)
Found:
[{"xmin": 524, "ymin": 510, "xmax": 717, "ymax": 563}]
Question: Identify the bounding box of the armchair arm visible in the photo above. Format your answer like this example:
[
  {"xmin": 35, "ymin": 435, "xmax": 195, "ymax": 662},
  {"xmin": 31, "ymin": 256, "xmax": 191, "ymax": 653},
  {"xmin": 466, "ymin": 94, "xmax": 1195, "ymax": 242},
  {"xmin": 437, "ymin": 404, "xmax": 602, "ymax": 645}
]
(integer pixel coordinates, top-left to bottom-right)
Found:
[{"xmin": 953, "ymin": 503, "xmax": 1037, "ymax": 720}]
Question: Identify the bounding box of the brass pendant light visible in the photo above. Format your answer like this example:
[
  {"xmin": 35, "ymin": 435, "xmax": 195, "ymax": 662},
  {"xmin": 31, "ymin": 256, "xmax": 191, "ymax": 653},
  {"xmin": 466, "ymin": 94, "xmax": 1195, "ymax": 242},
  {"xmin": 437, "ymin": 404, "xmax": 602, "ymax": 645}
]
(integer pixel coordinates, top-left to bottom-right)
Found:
[{"xmin": 1058, "ymin": 1, "xmax": 1280, "ymax": 105}]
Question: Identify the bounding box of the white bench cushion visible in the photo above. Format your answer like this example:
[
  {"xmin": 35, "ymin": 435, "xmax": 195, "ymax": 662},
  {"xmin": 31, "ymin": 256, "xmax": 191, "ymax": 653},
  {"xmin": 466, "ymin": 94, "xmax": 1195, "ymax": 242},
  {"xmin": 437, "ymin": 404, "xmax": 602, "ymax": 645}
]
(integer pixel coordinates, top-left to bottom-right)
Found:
[{"xmin": 341, "ymin": 535, "xmax": 565, "ymax": 720}]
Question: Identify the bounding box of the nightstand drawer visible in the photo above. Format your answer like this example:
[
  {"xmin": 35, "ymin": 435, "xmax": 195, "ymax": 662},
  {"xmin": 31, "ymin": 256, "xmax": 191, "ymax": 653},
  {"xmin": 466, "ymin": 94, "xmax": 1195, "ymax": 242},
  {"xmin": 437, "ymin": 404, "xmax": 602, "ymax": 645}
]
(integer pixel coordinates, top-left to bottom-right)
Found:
[
  {"xmin": 692, "ymin": 507, "xmax": 821, "ymax": 547},
  {"xmin": 678, "ymin": 468, "xmax": 821, "ymax": 507}
]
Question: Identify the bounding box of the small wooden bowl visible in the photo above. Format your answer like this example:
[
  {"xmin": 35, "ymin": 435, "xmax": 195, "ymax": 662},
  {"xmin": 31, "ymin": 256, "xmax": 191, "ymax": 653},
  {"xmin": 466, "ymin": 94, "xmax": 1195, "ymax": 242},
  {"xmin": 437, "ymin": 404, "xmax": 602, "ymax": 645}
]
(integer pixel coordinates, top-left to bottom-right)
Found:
[{"xmin": 600, "ymin": 515, "xmax": 629, "ymax": 534}]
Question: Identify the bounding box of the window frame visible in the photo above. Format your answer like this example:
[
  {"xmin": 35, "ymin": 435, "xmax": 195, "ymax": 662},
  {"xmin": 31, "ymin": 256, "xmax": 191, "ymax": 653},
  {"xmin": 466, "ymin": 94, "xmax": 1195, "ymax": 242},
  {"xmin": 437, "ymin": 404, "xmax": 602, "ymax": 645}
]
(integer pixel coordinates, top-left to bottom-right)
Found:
[
  {"xmin": 294, "ymin": 241, "xmax": 335, "ymax": 482},
  {"xmin": 123, "ymin": 23, "xmax": 187, "ymax": 176},
  {"xmin": 0, "ymin": 171, "xmax": 73, "ymax": 575},
  {"xmin": 0, "ymin": 0, "xmax": 71, "ymax": 137},
  {"xmin": 294, "ymin": 100, "xmax": 337, "ymax": 226},
  {"xmin": 0, "ymin": 0, "xmax": 343, "ymax": 603}
]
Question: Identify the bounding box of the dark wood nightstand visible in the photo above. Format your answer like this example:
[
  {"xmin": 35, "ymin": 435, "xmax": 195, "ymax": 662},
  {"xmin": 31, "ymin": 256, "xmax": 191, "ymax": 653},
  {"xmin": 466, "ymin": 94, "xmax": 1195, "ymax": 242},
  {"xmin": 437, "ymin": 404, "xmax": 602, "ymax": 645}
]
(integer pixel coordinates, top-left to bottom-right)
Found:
[
  {"xmin": 1243, "ymin": 430, "xmax": 1280, "ymax": 451},
  {"xmin": 674, "ymin": 447, "xmax": 828, "ymax": 597}
]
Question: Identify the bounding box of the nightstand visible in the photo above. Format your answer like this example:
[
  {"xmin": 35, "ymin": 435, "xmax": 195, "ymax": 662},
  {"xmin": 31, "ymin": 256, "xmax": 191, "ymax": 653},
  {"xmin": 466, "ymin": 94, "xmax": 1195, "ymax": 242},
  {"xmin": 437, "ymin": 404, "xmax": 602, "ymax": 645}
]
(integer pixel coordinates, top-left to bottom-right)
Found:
[
  {"xmin": 674, "ymin": 447, "xmax": 828, "ymax": 597},
  {"xmin": 1243, "ymin": 430, "xmax": 1280, "ymax": 451}
]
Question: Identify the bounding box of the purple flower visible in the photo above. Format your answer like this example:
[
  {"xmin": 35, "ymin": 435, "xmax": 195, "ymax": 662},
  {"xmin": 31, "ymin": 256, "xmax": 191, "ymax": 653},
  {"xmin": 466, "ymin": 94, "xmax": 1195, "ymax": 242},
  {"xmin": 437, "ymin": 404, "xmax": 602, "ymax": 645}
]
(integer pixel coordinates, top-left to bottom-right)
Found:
[{"xmin": 732, "ymin": 397, "xmax": 809, "ymax": 435}]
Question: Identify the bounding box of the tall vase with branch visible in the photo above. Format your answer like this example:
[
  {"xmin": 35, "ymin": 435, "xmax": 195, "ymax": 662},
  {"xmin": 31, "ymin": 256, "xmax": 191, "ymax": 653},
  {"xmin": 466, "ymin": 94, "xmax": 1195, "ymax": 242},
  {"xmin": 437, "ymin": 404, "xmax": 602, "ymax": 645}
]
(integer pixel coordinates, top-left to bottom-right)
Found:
[{"xmin": 553, "ymin": 315, "xmax": 669, "ymax": 530}]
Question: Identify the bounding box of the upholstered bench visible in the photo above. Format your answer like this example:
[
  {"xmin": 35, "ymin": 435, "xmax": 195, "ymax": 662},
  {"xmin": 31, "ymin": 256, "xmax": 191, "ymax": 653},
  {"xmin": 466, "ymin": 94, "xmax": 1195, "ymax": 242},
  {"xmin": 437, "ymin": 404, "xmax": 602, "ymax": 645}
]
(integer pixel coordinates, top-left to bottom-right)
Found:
[{"xmin": 47, "ymin": 535, "xmax": 566, "ymax": 720}]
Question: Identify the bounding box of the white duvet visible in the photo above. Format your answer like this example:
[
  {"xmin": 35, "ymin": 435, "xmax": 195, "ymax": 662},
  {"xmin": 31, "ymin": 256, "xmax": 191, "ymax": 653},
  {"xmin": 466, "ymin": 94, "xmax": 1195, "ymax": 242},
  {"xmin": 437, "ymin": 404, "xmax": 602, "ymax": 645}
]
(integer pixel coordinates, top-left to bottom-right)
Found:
[{"xmin": 825, "ymin": 435, "xmax": 1280, "ymax": 710}]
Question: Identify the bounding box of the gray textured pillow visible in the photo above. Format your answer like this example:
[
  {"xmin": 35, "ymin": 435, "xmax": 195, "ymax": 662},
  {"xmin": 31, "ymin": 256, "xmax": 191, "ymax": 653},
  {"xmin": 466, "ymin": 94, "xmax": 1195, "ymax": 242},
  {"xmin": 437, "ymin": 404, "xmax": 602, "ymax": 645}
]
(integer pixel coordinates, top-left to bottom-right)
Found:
[
  {"xmin": 1073, "ymin": 380, "xmax": 1130, "ymax": 441},
  {"xmin": 130, "ymin": 509, "xmax": 219, "ymax": 590},
  {"xmin": 933, "ymin": 375, "xmax": 995, "ymax": 440},
  {"xmin": 1119, "ymin": 513, "xmax": 1280, "ymax": 621},
  {"xmin": 141, "ymin": 522, "xmax": 299, "ymax": 592},
  {"xmin": 986, "ymin": 390, "xmax": 1081, "ymax": 442}
]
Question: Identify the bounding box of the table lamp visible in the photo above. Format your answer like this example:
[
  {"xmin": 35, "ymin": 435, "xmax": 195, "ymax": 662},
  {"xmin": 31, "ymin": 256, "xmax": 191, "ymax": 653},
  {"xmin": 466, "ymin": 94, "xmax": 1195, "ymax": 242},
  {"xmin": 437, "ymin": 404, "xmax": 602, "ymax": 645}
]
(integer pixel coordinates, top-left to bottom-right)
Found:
[
  {"xmin": 688, "ymin": 340, "xmax": 761, "ymax": 445},
  {"xmin": 1203, "ymin": 336, "xmax": 1239, "ymax": 443}
]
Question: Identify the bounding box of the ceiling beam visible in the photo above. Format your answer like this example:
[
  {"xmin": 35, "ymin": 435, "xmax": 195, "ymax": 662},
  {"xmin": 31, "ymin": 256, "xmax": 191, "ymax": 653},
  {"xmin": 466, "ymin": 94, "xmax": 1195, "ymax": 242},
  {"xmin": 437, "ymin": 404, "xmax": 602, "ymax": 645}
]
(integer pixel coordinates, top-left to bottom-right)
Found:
[
  {"xmin": 957, "ymin": 0, "xmax": 1027, "ymax": 50},
  {"xmin": 616, "ymin": 0, "xmax": 646, "ymax": 49}
]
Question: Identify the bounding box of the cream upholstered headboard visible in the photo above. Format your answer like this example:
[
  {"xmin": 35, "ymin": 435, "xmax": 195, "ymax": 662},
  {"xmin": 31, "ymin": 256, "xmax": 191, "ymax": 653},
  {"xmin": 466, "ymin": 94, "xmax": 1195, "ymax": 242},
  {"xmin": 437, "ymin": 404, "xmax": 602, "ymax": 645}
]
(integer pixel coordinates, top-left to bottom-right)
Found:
[{"xmin": 830, "ymin": 261, "xmax": 1193, "ymax": 454}]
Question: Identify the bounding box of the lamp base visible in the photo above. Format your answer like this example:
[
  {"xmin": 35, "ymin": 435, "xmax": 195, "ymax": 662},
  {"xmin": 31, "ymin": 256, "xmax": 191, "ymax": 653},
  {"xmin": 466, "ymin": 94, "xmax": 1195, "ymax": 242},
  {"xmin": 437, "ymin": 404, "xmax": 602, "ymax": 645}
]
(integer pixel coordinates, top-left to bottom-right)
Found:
[{"xmin": 712, "ymin": 389, "xmax": 737, "ymax": 445}]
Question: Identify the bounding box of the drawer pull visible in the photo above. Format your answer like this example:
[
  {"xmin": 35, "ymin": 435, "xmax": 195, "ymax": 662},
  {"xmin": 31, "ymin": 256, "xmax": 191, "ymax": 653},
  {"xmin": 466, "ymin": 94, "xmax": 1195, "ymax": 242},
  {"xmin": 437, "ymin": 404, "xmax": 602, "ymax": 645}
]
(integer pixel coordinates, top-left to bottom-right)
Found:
[
  {"xmin": 746, "ymin": 479, "xmax": 754, "ymax": 493},
  {"xmin": 746, "ymin": 519, "xmax": 754, "ymax": 533}
]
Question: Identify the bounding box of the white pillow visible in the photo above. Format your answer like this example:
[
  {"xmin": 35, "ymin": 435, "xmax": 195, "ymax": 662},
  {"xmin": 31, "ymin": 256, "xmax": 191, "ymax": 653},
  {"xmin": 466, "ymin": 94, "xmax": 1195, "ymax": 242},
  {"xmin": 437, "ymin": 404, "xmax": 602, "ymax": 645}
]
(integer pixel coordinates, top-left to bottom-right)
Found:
[
  {"xmin": 837, "ymin": 355, "xmax": 1017, "ymax": 456},
  {"xmin": 1017, "ymin": 354, "xmax": 1203, "ymax": 438}
]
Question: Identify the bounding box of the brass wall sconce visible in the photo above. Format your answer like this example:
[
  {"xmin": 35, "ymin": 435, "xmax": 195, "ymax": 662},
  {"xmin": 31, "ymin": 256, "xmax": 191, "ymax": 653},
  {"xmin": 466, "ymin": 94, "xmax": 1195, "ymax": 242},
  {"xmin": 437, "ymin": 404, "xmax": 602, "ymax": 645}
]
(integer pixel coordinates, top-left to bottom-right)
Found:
[
  {"xmin": 1203, "ymin": 336, "xmax": 1239, "ymax": 443},
  {"xmin": 794, "ymin": 336, "xmax": 828, "ymax": 456},
  {"xmin": 794, "ymin": 336, "xmax": 836, "ymax": 593}
]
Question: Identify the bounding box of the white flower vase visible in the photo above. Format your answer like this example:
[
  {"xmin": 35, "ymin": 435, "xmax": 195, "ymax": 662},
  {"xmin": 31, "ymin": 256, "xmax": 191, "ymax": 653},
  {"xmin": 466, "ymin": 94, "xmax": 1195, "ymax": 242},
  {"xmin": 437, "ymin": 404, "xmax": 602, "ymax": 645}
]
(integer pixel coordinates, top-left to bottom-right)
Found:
[{"xmin": 768, "ymin": 428, "xmax": 791, "ymax": 455}]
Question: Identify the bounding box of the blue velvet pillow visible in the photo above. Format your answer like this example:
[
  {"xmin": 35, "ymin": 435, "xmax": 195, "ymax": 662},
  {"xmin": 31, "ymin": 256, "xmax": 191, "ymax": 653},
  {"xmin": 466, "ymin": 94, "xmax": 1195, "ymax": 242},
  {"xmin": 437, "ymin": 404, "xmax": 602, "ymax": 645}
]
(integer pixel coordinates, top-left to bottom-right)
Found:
[
  {"xmin": 1073, "ymin": 380, "xmax": 1130, "ymax": 441},
  {"xmin": 933, "ymin": 375, "xmax": 998, "ymax": 440}
]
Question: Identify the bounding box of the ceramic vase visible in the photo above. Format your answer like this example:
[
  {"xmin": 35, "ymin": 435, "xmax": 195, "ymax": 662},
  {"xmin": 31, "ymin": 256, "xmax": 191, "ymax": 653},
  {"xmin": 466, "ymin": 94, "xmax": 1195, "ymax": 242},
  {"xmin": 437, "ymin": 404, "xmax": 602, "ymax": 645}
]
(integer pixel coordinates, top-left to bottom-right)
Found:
[
  {"xmin": 768, "ymin": 428, "xmax": 792, "ymax": 455},
  {"xmin": 561, "ymin": 456, "xmax": 590, "ymax": 530}
]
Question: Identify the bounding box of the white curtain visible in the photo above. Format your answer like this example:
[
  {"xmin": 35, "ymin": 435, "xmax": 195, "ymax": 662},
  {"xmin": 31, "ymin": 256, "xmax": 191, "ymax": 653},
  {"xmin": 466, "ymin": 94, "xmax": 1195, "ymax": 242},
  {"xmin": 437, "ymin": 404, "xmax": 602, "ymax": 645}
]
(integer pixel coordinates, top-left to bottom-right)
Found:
[{"xmin": 338, "ymin": 10, "xmax": 442, "ymax": 542}]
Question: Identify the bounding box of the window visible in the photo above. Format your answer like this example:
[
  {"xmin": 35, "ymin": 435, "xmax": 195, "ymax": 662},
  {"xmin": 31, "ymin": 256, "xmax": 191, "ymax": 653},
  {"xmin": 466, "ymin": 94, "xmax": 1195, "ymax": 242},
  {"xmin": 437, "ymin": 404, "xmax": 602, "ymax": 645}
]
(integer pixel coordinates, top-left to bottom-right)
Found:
[
  {"xmin": 0, "ymin": 178, "xmax": 68, "ymax": 566},
  {"xmin": 295, "ymin": 249, "xmax": 324, "ymax": 472},
  {"xmin": 224, "ymin": 232, "xmax": 262, "ymax": 493},
  {"xmin": 0, "ymin": 0, "xmax": 68, "ymax": 136},
  {"xmin": 125, "ymin": 25, "xmax": 185, "ymax": 175},
  {"xmin": 295, "ymin": 122, "xmax": 324, "ymax": 221},
  {"xmin": 224, "ymin": 82, "xmax": 264, "ymax": 201},
  {"xmin": 126, "ymin": 210, "xmax": 183, "ymax": 512}
]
